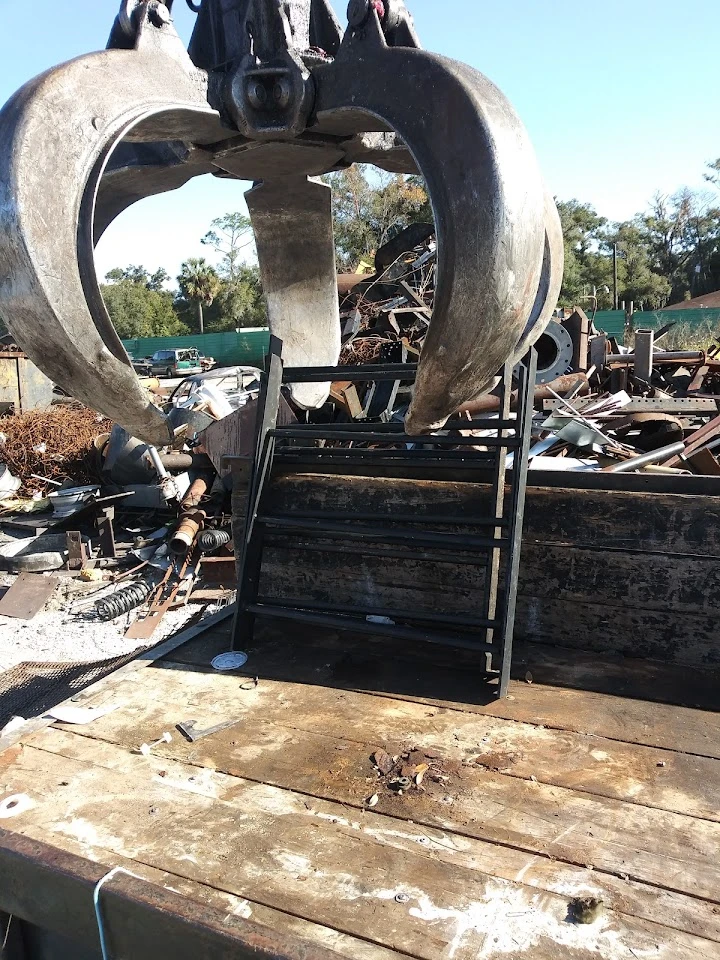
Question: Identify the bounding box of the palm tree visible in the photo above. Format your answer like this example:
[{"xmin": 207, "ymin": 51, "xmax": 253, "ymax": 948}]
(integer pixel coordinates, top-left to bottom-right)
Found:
[{"xmin": 177, "ymin": 258, "xmax": 221, "ymax": 334}]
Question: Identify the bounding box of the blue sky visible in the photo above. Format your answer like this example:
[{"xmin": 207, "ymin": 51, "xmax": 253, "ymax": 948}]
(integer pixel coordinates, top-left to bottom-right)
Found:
[{"xmin": 1, "ymin": 0, "xmax": 717, "ymax": 283}]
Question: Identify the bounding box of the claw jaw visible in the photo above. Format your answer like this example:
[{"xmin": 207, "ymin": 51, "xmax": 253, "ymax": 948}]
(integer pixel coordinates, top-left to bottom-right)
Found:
[
  {"xmin": 246, "ymin": 177, "xmax": 340, "ymax": 409},
  {"xmin": 0, "ymin": 2, "xmax": 561, "ymax": 442}
]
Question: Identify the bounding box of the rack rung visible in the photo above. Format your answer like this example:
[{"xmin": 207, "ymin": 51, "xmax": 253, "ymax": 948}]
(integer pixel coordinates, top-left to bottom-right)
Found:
[
  {"xmin": 278, "ymin": 419, "xmax": 517, "ymax": 432},
  {"xmin": 257, "ymin": 515, "xmax": 508, "ymax": 550},
  {"xmin": 256, "ymin": 597, "xmax": 496, "ymax": 629},
  {"xmin": 271, "ymin": 429, "xmax": 518, "ymax": 447},
  {"xmin": 272, "ymin": 446, "xmax": 509, "ymax": 461},
  {"xmin": 273, "ymin": 453, "xmax": 501, "ymax": 471},
  {"xmin": 283, "ymin": 364, "xmax": 418, "ymax": 383},
  {"xmin": 266, "ymin": 539, "xmax": 492, "ymax": 567},
  {"xmin": 246, "ymin": 603, "xmax": 494, "ymax": 650},
  {"xmin": 263, "ymin": 510, "xmax": 507, "ymax": 528}
]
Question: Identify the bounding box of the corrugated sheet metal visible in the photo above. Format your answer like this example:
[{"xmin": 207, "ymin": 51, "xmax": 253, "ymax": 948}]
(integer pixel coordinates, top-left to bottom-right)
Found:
[{"xmin": 122, "ymin": 329, "xmax": 270, "ymax": 368}]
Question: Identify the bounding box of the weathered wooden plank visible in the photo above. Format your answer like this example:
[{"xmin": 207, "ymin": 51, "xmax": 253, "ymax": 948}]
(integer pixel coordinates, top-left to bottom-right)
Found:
[
  {"xmin": 28, "ymin": 662, "xmax": 720, "ymax": 904},
  {"xmin": 83, "ymin": 661, "xmax": 720, "ymax": 820},
  {"xmin": 256, "ymin": 549, "xmax": 720, "ymax": 665},
  {"xmin": 170, "ymin": 625, "xmax": 720, "ymax": 711},
  {"xmin": 515, "ymin": 596, "xmax": 720, "ymax": 665},
  {"xmin": 511, "ymin": 642, "xmax": 720, "ymax": 710},
  {"xmin": 266, "ymin": 474, "xmax": 720, "ymax": 556},
  {"xmin": 8, "ymin": 814, "xmax": 403, "ymax": 960},
  {"xmin": 520, "ymin": 544, "xmax": 716, "ymax": 615},
  {"xmin": 259, "ymin": 540, "xmax": 719, "ymax": 619},
  {"xmin": 246, "ymin": 470, "xmax": 720, "ymax": 664},
  {"xmin": 164, "ymin": 626, "xmax": 720, "ymax": 758},
  {"xmin": 257, "ymin": 545, "xmax": 719, "ymax": 665},
  {"xmin": 7, "ymin": 735, "xmax": 720, "ymax": 957}
]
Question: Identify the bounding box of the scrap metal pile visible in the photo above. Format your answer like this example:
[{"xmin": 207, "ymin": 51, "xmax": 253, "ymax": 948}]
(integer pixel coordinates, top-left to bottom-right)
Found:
[
  {"xmin": 339, "ymin": 223, "xmax": 435, "ymax": 368},
  {"xmin": 0, "ymin": 406, "xmax": 112, "ymax": 497},
  {"xmin": 527, "ymin": 322, "xmax": 720, "ymax": 476},
  {"xmin": 0, "ymin": 372, "xmax": 250, "ymax": 633},
  {"xmin": 328, "ymin": 236, "xmax": 720, "ymax": 475}
]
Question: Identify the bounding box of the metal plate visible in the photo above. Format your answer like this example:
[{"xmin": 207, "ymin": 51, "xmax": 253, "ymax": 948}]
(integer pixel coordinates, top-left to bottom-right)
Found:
[
  {"xmin": 543, "ymin": 398, "xmax": 720, "ymax": 414},
  {"xmin": 0, "ymin": 574, "xmax": 59, "ymax": 619}
]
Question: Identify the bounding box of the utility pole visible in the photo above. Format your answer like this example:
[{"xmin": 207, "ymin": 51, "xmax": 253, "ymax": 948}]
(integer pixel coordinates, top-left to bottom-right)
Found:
[{"xmin": 612, "ymin": 242, "xmax": 619, "ymax": 310}]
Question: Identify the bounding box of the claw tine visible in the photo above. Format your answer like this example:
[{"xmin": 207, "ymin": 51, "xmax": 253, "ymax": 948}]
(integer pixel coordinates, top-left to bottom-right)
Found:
[
  {"xmin": 246, "ymin": 177, "xmax": 340, "ymax": 409},
  {"xmin": 511, "ymin": 190, "xmax": 565, "ymax": 365},
  {"xmin": 314, "ymin": 40, "xmax": 549, "ymax": 434}
]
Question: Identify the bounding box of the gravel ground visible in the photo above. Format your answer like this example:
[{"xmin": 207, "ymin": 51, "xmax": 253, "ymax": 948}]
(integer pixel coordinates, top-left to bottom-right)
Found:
[{"xmin": 0, "ymin": 571, "xmax": 218, "ymax": 671}]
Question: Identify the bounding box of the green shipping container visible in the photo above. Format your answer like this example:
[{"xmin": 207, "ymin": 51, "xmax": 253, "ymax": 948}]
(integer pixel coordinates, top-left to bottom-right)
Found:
[{"xmin": 122, "ymin": 329, "xmax": 270, "ymax": 369}]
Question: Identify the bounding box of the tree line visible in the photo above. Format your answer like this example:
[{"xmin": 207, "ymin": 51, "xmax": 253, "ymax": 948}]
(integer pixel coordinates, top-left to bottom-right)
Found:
[
  {"xmin": 100, "ymin": 212, "xmax": 266, "ymax": 340},
  {"xmin": 96, "ymin": 156, "xmax": 720, "ymax": 341},
  {"xmin": 559, "ymin": 156, "xmax": 720, "ymax": 311}
]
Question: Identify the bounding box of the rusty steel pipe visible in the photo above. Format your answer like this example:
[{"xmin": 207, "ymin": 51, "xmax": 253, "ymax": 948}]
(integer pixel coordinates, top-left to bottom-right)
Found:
[
  {"xmin": 607, "ymin": 351, "xmax": 706, "ymax": 365},
  {"xmin": 180, "ymin": 476, "xmax": 210, "ymax": 511},
  {"xmin": 459, "ymin": 372, "xmax": 589, "ymax": 415},
  {"xmin": 603, "ymin": 441, "xmax": 686, "ymax": 474},
  {"xmin": 170, "ymin": 510, "xmax": 205, "ymax": 555},
  {"xmin": 170, "ymin": 474, "xmax": 214, "ymax": 554}
]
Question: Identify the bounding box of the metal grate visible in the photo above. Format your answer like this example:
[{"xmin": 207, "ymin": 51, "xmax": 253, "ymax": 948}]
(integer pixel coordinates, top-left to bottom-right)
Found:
[
  {"xmin": 0, "ymin": 650, "xmax": 147, "ymax": 729},
  {"xmin": 232, "ymin": 337, "xmax": 536, "ymax": 696}
]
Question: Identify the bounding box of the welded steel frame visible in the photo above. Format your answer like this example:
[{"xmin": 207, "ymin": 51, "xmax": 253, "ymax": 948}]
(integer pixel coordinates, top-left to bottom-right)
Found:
[{"xmin": 233, "ymin": 337, "xmax": 537, "ymax": 695}]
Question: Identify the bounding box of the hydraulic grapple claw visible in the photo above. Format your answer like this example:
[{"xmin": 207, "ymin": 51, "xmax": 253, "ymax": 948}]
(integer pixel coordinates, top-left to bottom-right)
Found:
[{"xmin": 0, "ymin": 0, "xmax": 562, "ymax": 442}]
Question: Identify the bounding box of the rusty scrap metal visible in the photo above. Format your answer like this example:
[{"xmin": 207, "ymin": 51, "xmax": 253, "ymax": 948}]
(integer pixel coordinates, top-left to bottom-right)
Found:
[
  {"xmin": 170, "ymin": 474, "xmax": 212, "ymax": 554},
  {"xmin": 96, "ymin": 505, "xmax": 117, "ymax": 558},
  {"xmin": 96, "ymin": 579, "xmax": 153, "ymax": 621},
  {"xmin": 65, "ymin": 531, "xmax": 88, "ymax": 570},
  {"xmin": 603, "ymin": 441, "xmax": 686, "ymax": 473},
  {"xmin": 0, "ymin": 406, "xmax": 111, "ymax": 495},
  {"xmin": 460, "ymin": 372, "xmax": 590, "ymax": 415}
]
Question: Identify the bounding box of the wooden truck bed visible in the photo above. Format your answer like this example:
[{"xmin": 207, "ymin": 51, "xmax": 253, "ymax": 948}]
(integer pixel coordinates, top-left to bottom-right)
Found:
[{"xmin": 1, "ymin": 614, "xmax": 720, "ymax": 959}]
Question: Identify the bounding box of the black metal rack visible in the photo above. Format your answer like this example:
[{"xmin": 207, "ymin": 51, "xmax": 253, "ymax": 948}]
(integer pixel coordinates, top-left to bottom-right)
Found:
[{"xmin": 232, "ymin": 336, "xmax": 537, "ymax": 695}]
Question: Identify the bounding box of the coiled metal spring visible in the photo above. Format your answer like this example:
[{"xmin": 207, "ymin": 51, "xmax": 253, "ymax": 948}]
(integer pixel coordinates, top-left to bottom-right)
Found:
[
  {"xmin": 197, "ymin": 529, "xmax": 231, "ymax": 553},
  {"xmin": 96, "ymin": 580, "xmax": 152, "ymax": 621}
]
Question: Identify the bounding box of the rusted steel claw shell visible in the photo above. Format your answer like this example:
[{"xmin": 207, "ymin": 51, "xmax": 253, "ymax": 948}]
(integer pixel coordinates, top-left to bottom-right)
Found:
[{"xmin": 0, "ymin": 18, "xmax": 216, "ymax": 445}]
